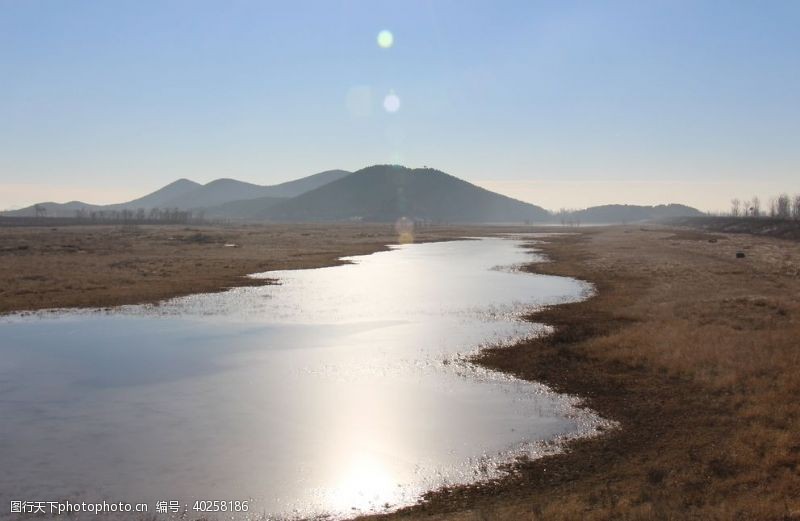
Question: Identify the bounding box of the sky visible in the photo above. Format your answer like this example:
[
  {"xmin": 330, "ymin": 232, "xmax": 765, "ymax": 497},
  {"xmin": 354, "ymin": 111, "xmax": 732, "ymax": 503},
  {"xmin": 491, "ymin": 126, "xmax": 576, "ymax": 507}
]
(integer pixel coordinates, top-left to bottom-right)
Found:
[{"xmin": 1, "ymin": 0, "xmax": 798, "ymax": 212}]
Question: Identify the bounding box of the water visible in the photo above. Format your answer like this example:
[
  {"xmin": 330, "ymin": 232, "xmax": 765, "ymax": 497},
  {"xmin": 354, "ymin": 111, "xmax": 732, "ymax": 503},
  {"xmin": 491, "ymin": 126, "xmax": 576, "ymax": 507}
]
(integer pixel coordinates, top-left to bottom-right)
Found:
[{"xmin": 0, "ymin": 237, "xmax": 602, "ymax": 519}]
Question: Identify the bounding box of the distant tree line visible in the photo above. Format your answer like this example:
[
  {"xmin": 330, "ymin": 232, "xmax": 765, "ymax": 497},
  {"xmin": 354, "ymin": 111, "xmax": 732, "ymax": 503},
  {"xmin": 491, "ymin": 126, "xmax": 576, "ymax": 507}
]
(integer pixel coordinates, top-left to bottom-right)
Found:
[
  {"xmin": 73, "ymin": 207, "xmax": 204, "ymax": 224},
  {"xmin": 553, "ymin": 208, "xmax": 582, "ymax": 227},
  {"xmin": 729, "ymin": 194, "xmax": 800, "ymax": 220}
]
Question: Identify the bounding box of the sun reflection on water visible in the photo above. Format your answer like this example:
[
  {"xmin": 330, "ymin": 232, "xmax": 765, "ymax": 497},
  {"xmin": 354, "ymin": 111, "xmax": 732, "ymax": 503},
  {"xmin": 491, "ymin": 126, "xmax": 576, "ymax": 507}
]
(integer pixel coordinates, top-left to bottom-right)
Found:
[
  {"xmin": 0, "ymin": 239, "xmax": 606, "ymax": 520},
  {"xmin": 328, "ymin": 452, "xmax": 398, "ymax": 513}
]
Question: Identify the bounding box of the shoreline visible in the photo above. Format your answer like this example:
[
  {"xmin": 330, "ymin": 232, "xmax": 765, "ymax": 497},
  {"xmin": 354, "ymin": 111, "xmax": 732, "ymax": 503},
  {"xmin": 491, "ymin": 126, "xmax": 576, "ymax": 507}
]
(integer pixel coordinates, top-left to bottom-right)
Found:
[
  {"xmin": 1, "ymin": 228, "xmax": 605, "ymax": 521},
  {"xmin": 0, "ymin": 223, "xmax": 491, "ymax": 315},
  {"xmin": 365, "ymin": 226, "xmax": 800, "ymax": 520},
  {"xmin": 3, "ymin": 224, "xmax": 799, "ymax": 519}
]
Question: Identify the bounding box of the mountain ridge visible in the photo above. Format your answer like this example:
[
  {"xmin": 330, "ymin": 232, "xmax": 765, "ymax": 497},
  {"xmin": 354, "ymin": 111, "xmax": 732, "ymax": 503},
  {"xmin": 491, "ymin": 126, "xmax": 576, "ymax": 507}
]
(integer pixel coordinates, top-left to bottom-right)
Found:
[
  {"xmin": 105, "ymin": 178, "xmax": 202, "ymax": 210},
  {"xmin": 259, "ymin": 165, "xmax": 552, "ymax": 223},
  {"xmin": 3, "ymin": 170, "xmax": 349, "ymax": 217},
  {"xmin": 1, "ymin": 165, "xmax": 705, "ymax": 223},
  {"xmin": 555, "ymin": 203, "xmax": 705, "ymax": 223}
]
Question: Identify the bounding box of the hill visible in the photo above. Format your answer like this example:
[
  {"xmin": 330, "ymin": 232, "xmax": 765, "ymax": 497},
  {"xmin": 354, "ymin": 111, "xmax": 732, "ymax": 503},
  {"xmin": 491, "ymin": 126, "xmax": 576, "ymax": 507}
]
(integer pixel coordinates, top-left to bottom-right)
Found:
[
  {"xmin": 158, "ymin": 178, "xmax": 272, "ymax": 209},
  {"xmin": 2, "ymin": 170, "xmax": 349, "ymax": 217},
  {"xmin": 258, "ymin": 165, "xmax": 550, "ymax": 223},
  {"xmin": 262, "ymin": 169, "xmax": 350, "ymax": 198},
  {"xmin": 2, "ymin": 200, "xmax": 103, "ymax": 218},
  {"xmin": 202, "ymin": 195, "xmax": 286, "ymax": 219},
  {"xmin": 2, "ymin": 166, "xmax": 703, "ymax": 224},
  {"xmin": 157, "ymin": 170, "xmax": 350, "ymax": 209},
  {"xmin": 107, "ymin": 178, "xmax": 201, "ymax": 210},
  {"xmin": 555, "ymin": 204, "xmax": 704, "ymax": 224}
]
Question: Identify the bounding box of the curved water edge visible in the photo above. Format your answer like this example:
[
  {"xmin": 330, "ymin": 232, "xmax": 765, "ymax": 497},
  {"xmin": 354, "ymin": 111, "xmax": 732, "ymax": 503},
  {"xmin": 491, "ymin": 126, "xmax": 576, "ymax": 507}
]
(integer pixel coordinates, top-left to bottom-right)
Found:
[{"xmin": 0, "ymin": 236, "xmax": 612, "ymax": 520}]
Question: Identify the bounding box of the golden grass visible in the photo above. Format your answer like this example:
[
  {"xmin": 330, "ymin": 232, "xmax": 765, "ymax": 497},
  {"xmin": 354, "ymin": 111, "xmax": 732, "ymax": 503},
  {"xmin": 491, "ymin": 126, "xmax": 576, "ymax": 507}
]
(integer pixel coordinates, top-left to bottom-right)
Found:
[
  {"xmin": 364, "ymin": 225, "xmax": 800, "ymax": 521},
  {"xmin": 4, "ymin": 223, "xmax": 799, "ymax": 519},
  {"xmin": 0, "ymin": 223, "xmax": 495, "ymax": 314}
]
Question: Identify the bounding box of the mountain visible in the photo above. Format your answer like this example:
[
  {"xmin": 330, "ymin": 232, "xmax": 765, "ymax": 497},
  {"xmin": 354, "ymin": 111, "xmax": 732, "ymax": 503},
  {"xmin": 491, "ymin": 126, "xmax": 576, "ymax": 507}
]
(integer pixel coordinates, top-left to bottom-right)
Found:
[
  {"xmin": 258, "ymin": 165, "xmax": 551, "ymax": 223},
  {"xmin": 261, "ymin": 169, "xmax": 350, "ymax": 198},
  {"xmin": 1, "ymin": 166, "xmax": 703, "ymax": 224},
  {"xmin": 160, "ymin": 170, "xmax": 351, "ymax": 209},
  {"xmin": 2, "ymin": 170, "xmax": 349, "ymax": 217},
  {"xmin": 157, "ymin": 178, "xmax": 271, "ymax": 209},
  {"xmin": 3, "ymin": 178, "xmax": 202, "ymax": 217},
  {"xmin": 3, "ymin": 200, "xmax": 103, "ymax": 218},
  {"xmin": 202, "ymin": 195, "xmax": 286, "ymax": 219},
  {"xmin": 555, "ymin": 204, "xmax": 704, "ymax": 224},
  {"xmin": 107, "ymin": 178, "xmax": 201, "ymax": 210}
]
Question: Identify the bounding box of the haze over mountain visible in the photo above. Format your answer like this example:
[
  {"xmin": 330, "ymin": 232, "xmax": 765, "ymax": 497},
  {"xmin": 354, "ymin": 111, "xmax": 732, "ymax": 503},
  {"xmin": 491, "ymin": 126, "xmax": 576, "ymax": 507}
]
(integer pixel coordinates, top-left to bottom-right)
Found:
[
  {"xmin": 106, "ymin": 178, "xmax": 201, "ymax": 210},
  {"xmin": 4, "ymin": 170, "xmax": 349, "ymax": 217},
  {"xmin": 202, "ymin": 195, "xmax": 286, "ymax": 220},
  {"xmin": 259, "ymin": 165, "xmax": 550, "ymax": 223},
  {"xmin": 260, "ymin": 169, "xmax": 351, "ymax": 198},
  {"xmin": 7, "ymin": 200, "xmax": 105, "ymax": 218},
  {"xmin": 555, "ymin": 204, "xmax": 705, "ymax": 224},
  {"xmin": 158, "ymin": 178, "xmax": 269, "ymax": 209},
  {"xmin": 153, "ymin": 170, "xmax": 351, "ymax": 209},
  {"xmin": 1, "ymin": 165, "xmax": 705, "ymax": 223}
]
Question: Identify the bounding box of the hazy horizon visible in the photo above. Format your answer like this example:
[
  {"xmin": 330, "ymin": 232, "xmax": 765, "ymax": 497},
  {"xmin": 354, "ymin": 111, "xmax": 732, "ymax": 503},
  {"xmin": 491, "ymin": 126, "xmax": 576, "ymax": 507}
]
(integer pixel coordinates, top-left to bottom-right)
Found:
[
  {"xmin": 1, "ymin": 165, "xmax": 791, "ymax": 214},
  {"xmin": 2, "ymin": 1, "xmax": 798, "ymax": 212}
]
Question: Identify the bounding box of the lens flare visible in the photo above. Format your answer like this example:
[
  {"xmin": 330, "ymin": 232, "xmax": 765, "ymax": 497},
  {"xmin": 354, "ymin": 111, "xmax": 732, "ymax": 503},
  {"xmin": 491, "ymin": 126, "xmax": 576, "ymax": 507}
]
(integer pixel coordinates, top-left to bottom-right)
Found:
[
  {"xmin": 395, "ymin": 217, "xmax": 414, "ymax": 244},
  {"xmin": 377, "ymin": 30, "xmax": 393, "ymax": 48},
  {"xmin": 383, "ymin": 91, "xmax": 400, "ymax": 113}
]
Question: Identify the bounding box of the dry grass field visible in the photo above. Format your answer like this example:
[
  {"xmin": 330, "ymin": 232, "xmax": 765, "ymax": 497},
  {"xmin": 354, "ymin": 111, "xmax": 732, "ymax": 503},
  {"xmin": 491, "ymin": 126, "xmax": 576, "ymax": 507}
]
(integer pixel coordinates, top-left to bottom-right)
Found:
[
  {"xmin": 0, "ymin": 223, "xmax": 482, "ymax": 314},
  {"xmin": 2, "ymin": 223, "xmax": 799, "ymax": 520},
  {"xmin": 366, "ymin": 226, "xmax": 800, "ymax": 521}
]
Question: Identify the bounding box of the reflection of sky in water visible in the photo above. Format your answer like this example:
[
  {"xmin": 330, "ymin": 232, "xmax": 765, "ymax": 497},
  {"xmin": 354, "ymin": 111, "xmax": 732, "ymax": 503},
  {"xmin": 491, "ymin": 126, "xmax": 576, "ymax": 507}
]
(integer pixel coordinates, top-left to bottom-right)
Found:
[{"xmin": 0, "ymin": 238, "xmax": 602, "ymax": 519}]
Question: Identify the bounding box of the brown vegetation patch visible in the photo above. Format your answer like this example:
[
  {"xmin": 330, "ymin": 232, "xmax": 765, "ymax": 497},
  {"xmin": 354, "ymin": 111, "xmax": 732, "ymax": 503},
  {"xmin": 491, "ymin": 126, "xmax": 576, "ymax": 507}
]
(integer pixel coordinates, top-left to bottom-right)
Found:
[
  {"xmin": 362, "ymin": 226, "xmax": 800, "ymax": 520},
  {"xmin": 671, "ymin": 216, "xmax": 800, "ymax": 241},
  {"xmin": 0, "ymin": 223, "xmax": 517, "ymax": 314},
  {"xmin": 4, "ymin": 223, "xmax": 799, "ymax": 519}
]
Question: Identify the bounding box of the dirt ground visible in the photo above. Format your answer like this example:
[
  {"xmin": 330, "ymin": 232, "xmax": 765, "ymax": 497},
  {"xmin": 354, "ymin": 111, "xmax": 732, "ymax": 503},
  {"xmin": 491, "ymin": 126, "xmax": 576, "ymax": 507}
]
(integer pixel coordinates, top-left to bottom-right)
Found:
[
  {"xmin": 2, "ymin": 223, "xmax": 799, "ymax": 520},
  {"xmin": 362, "ymin": 226, "xmax": 800, "ymax": 521},
  {"xmin": 0, "ymin": 223, "xmax": 493, "ymax": 314}
]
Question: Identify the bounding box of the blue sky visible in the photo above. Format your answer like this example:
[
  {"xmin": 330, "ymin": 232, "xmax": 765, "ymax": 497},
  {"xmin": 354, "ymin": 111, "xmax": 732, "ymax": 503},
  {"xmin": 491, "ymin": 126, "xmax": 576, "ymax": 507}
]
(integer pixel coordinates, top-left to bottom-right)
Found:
[{"xmin": 1, "ymin": 0, "xmax": 798, "ymax": 210}]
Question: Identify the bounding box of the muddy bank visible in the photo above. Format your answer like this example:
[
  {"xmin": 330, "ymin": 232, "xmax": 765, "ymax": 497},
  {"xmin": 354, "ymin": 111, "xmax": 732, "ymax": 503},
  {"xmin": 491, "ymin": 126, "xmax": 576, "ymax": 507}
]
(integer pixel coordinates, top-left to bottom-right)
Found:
[{"xmin": 364, "ymin": 226, "xmax": 800, "ymax": 520}]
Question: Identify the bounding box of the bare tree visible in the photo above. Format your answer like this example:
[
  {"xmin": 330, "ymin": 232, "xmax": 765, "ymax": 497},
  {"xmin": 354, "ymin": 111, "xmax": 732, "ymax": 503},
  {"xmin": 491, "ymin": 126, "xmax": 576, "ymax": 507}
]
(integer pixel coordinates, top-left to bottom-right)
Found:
[
  {"xmin": 776, "ymin": 193, "xmax": 791, "ymax": 219},
  {"xmin": 730, "ymin": 198, "xmax": 741, "ymax": 216},
  {"xmin": 34, "ymin": 204, "xmax": 47, "ymax": 218},
  {"xmin": 751, "ymin": 196, "xmax": 761, "ymax": 217},
  {"xmin": 768, "ymin": 197, "xmax": 778, "ymax": 218},
  {"xmin": 793, "ymin": 195, "xmax": 800, "ymax": 220}
]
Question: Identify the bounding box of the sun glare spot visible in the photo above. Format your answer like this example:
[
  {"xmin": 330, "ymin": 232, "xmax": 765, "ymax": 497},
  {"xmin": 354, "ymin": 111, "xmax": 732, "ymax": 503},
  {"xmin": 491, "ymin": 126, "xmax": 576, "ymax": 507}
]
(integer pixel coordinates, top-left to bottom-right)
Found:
[
  {"xmin": 329, "ymin": 454, "xmax": 397, "ymax": 512},
  {"xmin": 377, "ymin": 30, "xmax": 394, "ymax": 48},
  {"xmin": 395, "ymin": 217, "xmax": 414, "ymax": 244},
  {"xmin": 383, "ymin": 91, "xmax": 401, "ymax": 113}
]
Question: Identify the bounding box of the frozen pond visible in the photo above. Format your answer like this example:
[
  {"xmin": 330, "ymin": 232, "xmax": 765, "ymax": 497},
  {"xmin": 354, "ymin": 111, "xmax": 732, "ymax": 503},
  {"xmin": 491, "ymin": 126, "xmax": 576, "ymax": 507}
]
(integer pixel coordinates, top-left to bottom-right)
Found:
[{"xmin": 0, "ymin": 237, "xmax": 602, "ymax": 519}]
